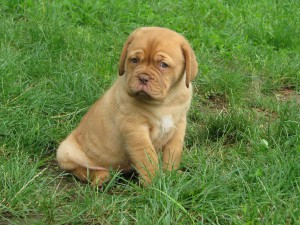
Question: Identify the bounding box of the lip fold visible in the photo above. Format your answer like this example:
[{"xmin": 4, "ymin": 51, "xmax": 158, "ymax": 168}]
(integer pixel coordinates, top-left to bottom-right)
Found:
[{"xmin": 135, "ymin": 85, "xmax": 151, "ymax": 97}]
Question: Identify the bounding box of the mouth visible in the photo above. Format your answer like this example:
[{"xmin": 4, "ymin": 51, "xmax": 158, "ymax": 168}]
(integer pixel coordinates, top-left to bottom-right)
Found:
[
  {"xmin": 133, "ymin": 85, "xmax": 153, "ymax": 99},
  {"xmin": 127, "ymin": 77, "xmax": 165, "ymax": 102}
]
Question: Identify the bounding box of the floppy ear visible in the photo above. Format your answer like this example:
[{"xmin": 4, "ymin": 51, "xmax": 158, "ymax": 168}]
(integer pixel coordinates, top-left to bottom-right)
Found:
[
  {"xmin": 181, "ymin": 41, "xmax": 198, "ymax": 88},
  {"xmin": 118, "ymin": 33, "xmax": 136, "ymax": 76}
]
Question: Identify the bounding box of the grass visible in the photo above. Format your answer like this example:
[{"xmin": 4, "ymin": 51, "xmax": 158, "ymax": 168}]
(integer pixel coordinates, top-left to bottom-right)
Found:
[{"xmin": 0, "ymin": 0, "xmax": 299, "ymax": 224}]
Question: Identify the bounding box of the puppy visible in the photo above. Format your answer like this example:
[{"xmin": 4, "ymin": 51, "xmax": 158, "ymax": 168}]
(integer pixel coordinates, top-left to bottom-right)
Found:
[{"xmin": 56, "ymin": 27, "xmax": 198, "ymax": 186}]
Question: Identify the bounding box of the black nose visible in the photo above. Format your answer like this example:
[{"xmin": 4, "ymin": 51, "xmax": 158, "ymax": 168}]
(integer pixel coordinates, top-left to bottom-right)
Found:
[{"xmin": 139, "ymin": 74, "xmax": 150, "ymax": 85}]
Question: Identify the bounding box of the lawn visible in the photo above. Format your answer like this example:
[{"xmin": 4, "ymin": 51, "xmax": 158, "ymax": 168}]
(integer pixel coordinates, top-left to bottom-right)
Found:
[{"xmin": 0, "ymin": 0, "xmax": 299, "ymax": 224}]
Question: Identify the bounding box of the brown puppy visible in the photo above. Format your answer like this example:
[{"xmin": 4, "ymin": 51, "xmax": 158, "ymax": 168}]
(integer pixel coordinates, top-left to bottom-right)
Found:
[{"xmin": 56, "ymin": 27, "xmax": 198, "ymax": 186}]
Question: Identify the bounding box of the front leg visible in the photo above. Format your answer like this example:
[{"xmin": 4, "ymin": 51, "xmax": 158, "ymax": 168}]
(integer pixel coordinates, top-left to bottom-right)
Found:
[
  {"xmin": 163, "ymin": 118, "xmax": 186, "ymax": 171},
  {"xmin": 122, "ymin": 125, "xmax": 158, "ymax": 185}
]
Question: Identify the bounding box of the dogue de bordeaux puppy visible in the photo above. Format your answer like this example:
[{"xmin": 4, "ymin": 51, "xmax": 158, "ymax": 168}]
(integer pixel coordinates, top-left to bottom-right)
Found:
[{"xmin": 56, "ymin": 27, "xmax": 198, "ymax": 186}]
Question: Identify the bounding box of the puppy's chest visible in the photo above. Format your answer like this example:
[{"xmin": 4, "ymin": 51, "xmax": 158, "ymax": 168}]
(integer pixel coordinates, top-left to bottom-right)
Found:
[{"xmin": 150, "ymin": 115, "xmax": 176, "ymax": 149}]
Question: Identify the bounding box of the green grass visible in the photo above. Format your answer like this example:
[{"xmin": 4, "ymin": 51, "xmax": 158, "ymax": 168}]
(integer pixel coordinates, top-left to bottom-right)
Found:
[{"xmin": 1, "ymin": 0, "xmax": 299, "ymax": 224}]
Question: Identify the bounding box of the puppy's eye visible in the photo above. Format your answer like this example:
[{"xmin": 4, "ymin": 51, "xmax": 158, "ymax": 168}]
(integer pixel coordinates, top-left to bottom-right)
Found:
[
  {"xmin": 130, "ymin": 57, "xmax": 138, "ymax": 64},
  {"xmin": 159, "ymin": 62, "xmax": 169, "ymax": 68}
]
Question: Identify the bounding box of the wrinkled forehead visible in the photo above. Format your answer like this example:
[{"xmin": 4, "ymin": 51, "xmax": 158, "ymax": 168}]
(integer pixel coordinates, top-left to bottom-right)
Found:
[{"xmin": 128, "ymin": 29, "xmax": 184, "ymax": 61}]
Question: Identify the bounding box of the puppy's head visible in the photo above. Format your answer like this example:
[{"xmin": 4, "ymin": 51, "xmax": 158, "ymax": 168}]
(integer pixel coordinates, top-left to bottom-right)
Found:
[{"xmin": 119, "ymin": 27, "xmax": 198, "ymax": 102}]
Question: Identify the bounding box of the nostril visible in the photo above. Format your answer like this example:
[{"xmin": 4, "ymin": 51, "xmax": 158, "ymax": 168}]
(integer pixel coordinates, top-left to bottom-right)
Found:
[
  {"xmin": 139, "ymin": 77, "xmax": 149, "ymax": 84},
  {"xmin": 139, "ymin": 74, "xmax": 150, "ymax": 85}
]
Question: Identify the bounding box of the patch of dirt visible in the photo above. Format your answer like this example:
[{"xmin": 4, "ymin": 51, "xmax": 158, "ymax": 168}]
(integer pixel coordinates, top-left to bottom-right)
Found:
[
  {"xmin": 251, "ymin": 86, "xmax": 299, "ymax": 130},
  {"xmin": 204, "ymin": 93, "xmax": 228, "ymax": 111},
  {"xmin": 274, "ymin": 86, "xmax": 300, "ymax": 104},
  {"xmin": 252, "ymin": 107, "xmax": 278, "ymax": 132},
  {"xmin": 253, "ymin": 107, "xmax": 277, "ymax": 119}
]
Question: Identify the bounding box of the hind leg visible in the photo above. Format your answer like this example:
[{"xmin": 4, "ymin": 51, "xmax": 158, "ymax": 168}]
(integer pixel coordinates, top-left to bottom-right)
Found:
[{"xmin": 57, "ymin": 135, "xmax": 110, "ymax": 186}]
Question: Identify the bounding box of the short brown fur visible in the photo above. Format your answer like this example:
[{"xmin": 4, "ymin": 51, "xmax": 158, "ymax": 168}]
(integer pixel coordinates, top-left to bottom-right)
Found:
[{"xmin": 56, "ymin": 27, "xmax": 198, "ymax": 186}]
